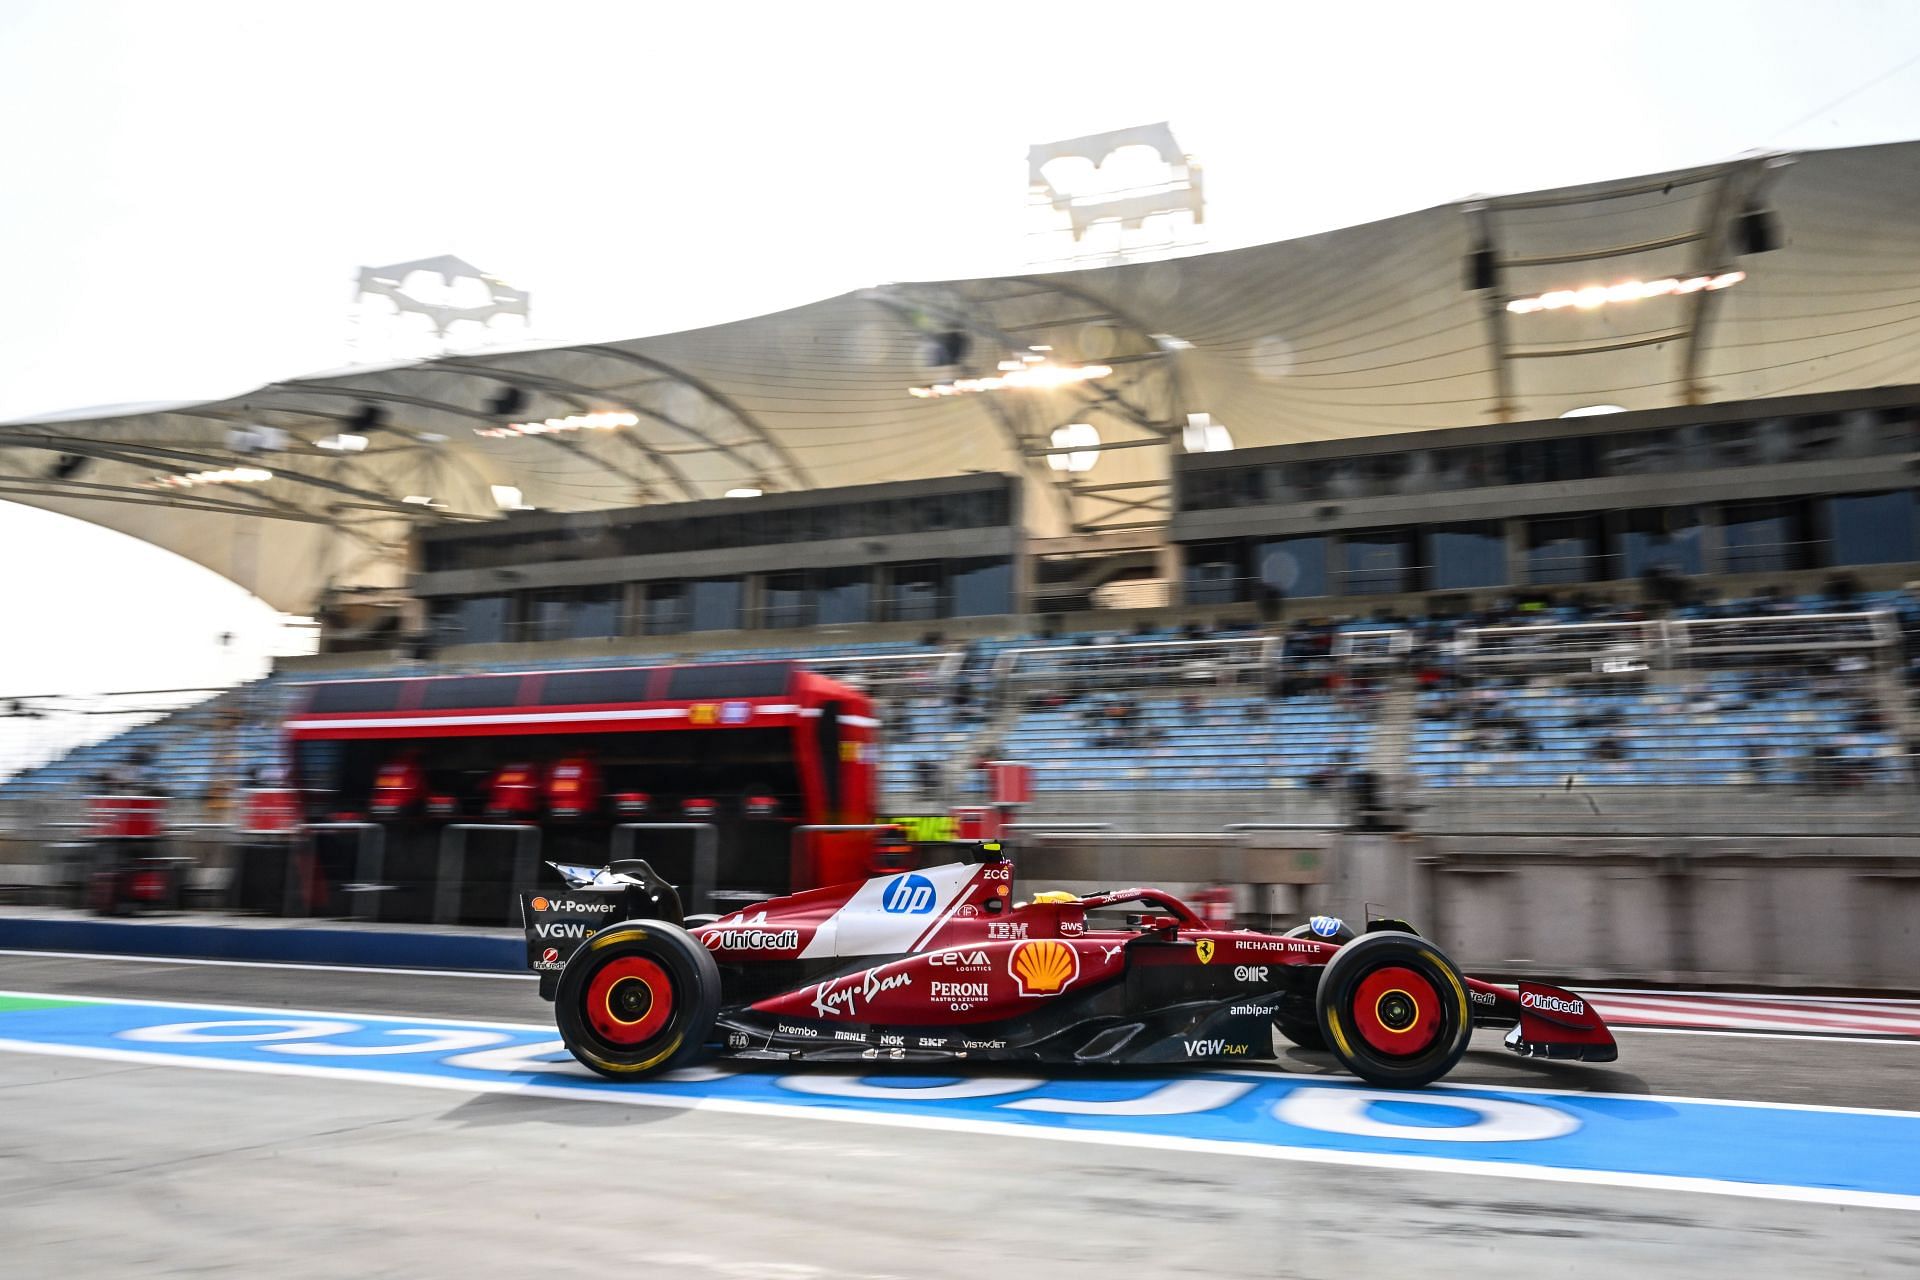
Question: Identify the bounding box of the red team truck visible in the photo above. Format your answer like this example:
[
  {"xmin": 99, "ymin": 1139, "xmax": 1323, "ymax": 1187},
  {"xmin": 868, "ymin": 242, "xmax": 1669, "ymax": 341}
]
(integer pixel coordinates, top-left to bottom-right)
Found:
[{"xmin": 284, "ymin": 661, "xmax": 893, "ymax": 922}]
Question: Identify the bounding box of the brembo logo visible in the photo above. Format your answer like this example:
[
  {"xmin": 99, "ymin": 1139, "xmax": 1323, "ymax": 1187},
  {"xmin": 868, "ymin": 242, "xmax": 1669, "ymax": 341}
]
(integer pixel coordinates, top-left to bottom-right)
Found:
[{"xmin": 1521, "ymin": 991, "xmax": 1585, "ymax": 1016}]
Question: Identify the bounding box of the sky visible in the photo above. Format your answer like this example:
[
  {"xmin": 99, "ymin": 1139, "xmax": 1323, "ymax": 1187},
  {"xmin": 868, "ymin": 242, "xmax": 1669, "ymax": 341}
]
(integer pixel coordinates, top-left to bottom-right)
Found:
[{"xmin": 2, "ymin": 0, "xmax": 1920, "ymax": 765}]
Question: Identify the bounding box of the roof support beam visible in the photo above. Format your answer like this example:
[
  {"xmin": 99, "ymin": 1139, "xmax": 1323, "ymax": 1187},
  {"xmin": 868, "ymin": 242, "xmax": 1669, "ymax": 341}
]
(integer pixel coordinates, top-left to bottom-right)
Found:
[{"xmin": 575, "ymin": 345, "xmax": 811, "ymax": 488}]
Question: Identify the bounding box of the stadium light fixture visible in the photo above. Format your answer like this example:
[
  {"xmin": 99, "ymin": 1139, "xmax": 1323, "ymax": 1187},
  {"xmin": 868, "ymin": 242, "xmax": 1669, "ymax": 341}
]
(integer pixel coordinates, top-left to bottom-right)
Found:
[
  {"xmin": 1506, "ymin": 271, "xmax": 1744, "ymax": 315},
  {"xmin": 1047, "ymin": 423, "xmax": 1101, "ymax": 472},
  {"xmin": 1183, "ymin": 412, "xmax": 1233, "ymax": 453},
  {"xmin": 490, "ymin": 484, "xmax": 529, "ymax": 510},
  {"xmin": 909, "ymin": 361, "xmax": 1112, "ymax": 398},
  {"xmin": 153, "ymin": 467, "xmax": 274, "ymax": 489},
  {"xmin": 316, "ymin": 432, "xmax": 369, "ymax": 452},
  {"xmin": 474, "ymin": 410, "xmax": 640, "ymax": 439},
  {"xmin": 724, "ymin": 487, "xmax": 764, "ymax": 498},
  {"xmin": 1560, "ymin": 404, "xmax": 1626, "ymax": 418}
]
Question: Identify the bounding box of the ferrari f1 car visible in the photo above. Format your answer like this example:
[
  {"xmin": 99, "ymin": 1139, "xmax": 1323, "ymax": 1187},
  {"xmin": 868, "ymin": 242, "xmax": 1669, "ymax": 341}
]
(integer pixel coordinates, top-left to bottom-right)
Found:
[{"xmin": 522, "ymin": 844, "xmax": 1616, "ymax": 1089}]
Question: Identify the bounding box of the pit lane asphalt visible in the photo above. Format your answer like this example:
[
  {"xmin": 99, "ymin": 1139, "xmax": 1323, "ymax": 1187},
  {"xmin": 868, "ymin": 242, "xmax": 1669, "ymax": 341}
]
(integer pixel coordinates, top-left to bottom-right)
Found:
[
  {"xmin": 0, "ymin": 954, "xmax": 1915, "ymax": 1279},
  {"xmin": 7, "ymin": 952, "xmax": 1917, "ymax": 1109}
]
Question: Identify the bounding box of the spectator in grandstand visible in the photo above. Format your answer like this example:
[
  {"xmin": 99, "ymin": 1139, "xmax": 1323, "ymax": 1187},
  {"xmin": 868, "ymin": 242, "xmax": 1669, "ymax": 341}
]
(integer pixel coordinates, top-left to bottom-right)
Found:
[
  {"xmin": 1591, "ymin": 735, "xmax": 1625, "ymax": 764},
  {"xmin": 1851, "ymin": 702, "xmax": 1888, "ymax": 735},
  {"xmin": 1305, "ymin": 752, "xmax": 1351, "ymax": 792},
  {"xmin": 914, "ymin": 759, "xmax": 940, "ymax": 803},
  {"xmin": 1745, "ymin": 742, "xmax": 1778, "ymax": 781},
  {"xmin": 1572, "ymin": 705, "xmax": 1623, "ymax": 731}
]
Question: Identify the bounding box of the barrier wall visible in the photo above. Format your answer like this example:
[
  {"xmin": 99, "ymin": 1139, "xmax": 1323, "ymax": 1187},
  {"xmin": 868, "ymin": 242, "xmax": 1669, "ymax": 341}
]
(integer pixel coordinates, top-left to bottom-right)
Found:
[{"xmin": 1330, "ymin": 833, "xmax": 1920, "ymax": 991}]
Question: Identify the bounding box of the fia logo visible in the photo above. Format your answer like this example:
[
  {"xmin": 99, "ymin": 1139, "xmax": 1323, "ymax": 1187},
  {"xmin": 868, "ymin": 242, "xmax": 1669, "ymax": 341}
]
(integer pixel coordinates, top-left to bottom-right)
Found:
[{"xmin": 881, "ymin": 873, "xmax": 936, "ymax": 915}]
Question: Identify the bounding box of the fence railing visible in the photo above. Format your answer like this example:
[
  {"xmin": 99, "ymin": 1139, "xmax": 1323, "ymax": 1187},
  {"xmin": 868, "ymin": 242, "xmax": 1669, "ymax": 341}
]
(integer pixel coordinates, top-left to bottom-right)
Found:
[
  {"xmin": 807, "ymin": 650, "xmax": 964, "ymax": 699},
  {"xmin": 992, "ymin": 636, "xmax": 1275, "ymax": 696}
]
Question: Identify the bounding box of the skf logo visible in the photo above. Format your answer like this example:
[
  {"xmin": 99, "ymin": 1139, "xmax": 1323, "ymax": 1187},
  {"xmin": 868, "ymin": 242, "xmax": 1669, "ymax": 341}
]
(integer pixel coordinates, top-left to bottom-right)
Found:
[
  {"xmin": 689, "ymin": 703, "xmax": 719, "ymax": 726},
  {"xmin": 530, "ymin": 897, "xmax": 550, "ymax": 912},
  {"xmin": 1194, "ymin": 939, "xmax": 1215, "ymax": 965},
  {"xmin": 1010, "ymin": 940, "xmax": 1079, "ymax": 996}
]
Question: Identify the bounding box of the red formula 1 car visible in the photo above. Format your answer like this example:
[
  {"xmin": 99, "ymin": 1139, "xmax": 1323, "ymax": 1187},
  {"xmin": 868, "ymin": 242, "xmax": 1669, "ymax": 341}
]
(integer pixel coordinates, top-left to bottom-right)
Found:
[{"xmin": 522, "ymin": 844, "xmax": 1616, "ymax": 1089}]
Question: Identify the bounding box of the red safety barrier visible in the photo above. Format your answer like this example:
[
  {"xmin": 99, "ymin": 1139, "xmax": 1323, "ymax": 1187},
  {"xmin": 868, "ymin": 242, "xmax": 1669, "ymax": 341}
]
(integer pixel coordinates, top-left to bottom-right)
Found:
[{"xmin": 88, "ymin": 795, "xmax": 167, "ymax": 840}]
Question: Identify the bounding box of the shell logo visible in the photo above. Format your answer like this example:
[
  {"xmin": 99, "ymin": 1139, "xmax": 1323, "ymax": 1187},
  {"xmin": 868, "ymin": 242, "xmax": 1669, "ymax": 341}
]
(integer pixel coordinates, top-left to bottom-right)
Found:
[
  {"xmin": 1009, "ymin": 939, "xmax": 1080, "ymax": 997},
  {"xmin": 531, "ymin": 897, "xmax": 550, "ymax": 912}
]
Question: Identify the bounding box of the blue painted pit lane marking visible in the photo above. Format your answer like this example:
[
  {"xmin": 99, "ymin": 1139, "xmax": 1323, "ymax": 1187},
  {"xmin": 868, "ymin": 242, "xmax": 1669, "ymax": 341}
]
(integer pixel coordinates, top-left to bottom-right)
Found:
[{"xmin": 1, "ymin": 990, "xmax": 1918, "ymax": 1212}]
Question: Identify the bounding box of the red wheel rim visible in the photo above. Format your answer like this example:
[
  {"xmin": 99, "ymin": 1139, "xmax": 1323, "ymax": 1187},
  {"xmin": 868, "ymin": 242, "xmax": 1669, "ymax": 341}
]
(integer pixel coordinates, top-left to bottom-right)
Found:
[
  {"xmin": 1350, "ymin": 965, "xmax": 1441, "ymax": 1055},
  {"xmin": 585, "ymin": 955, "xmax": 673, "ymax": 1046}
]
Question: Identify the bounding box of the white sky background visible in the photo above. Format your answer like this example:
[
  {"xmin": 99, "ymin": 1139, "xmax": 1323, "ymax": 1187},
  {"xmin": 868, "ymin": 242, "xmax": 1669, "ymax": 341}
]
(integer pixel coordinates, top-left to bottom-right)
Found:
[{"xmin": 2, "ymin": 0, "xmax": 1919, "ymax": 768}]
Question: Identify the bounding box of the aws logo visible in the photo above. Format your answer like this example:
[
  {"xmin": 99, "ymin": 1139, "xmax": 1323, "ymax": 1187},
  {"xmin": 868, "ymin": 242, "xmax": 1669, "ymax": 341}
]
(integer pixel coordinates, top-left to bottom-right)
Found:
[{"xmin": 1010, "ymin": 940, "xmax": 1080, "ymax": 996}]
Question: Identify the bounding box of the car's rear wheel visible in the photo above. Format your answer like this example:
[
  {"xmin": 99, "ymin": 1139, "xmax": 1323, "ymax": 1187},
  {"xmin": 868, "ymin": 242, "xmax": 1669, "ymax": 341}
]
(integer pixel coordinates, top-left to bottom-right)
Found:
[
  {"xmin": 1314, "ymin": 931, "xmax": 1472, "ymax": 1088},
  {"xmin": 555, "ymin": 920, "xmax": 721, "ymax": 1079}
]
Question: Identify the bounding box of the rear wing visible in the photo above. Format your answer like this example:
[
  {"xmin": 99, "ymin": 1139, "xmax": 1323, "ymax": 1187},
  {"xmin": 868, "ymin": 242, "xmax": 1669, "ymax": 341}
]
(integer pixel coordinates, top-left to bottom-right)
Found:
[{"xmin": 520, "ymin": 859, "xmax": 686, "ymax": 999}]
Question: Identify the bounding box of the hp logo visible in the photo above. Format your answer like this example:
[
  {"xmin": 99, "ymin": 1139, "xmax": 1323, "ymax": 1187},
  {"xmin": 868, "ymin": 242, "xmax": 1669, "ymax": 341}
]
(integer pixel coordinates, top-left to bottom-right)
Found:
[
  {"xmin": 1308, "ymin": 915, "xmax": 1344, "ymax": 938},
  {"xmin": 881, "ymin": 873, "xmax": 936, "ymax": 915}
]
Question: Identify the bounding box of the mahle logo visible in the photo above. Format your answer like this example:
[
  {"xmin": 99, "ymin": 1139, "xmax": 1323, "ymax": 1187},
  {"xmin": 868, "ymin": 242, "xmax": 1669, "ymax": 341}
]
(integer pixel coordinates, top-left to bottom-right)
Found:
[{"xmin": 881, "ymin": 873, "xmax": 936, "ymax": 915}]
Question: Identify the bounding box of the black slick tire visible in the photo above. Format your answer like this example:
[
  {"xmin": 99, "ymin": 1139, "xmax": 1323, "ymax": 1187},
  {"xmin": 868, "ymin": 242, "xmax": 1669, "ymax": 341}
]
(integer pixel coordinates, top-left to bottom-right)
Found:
[
  {"xmin": 555, "ymin": 920, "xmax": 721, "ymax": 1080},
  {"xmin": 1314, "ymin": 930, "xmax": 1473, "ymax": 1088}
]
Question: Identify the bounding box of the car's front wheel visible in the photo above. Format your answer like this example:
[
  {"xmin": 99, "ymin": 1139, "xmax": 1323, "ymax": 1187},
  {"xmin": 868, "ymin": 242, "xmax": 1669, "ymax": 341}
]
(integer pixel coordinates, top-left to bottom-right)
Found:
[
  {"xmin": 1314, "ymin": 931, "xmax": 1473, "ymax": 1088},
  {"xmin": 555, "ymin": 920, "xmax": 721, "ymax": 1080}
]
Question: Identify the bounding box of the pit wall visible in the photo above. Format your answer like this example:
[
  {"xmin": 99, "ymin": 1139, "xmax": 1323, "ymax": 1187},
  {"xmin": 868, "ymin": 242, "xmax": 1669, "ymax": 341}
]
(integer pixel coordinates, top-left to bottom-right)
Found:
[{"xmin": 1333, "ymin": 833, "xmax": 1920, "ymax": 991}]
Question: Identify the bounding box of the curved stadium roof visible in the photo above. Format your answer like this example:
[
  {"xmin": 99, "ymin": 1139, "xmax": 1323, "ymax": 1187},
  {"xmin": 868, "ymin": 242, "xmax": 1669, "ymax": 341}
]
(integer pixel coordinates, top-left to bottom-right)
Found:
[{"xmin": 3, "ymin": 140, "xmax": 1918, "ymax": 613}]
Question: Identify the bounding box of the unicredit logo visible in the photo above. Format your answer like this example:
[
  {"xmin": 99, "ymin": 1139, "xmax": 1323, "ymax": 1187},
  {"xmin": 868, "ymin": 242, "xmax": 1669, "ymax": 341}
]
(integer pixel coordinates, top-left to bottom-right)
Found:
[{"xmin": 1520, "ymin": 991, "xmax": 1585, "ymax": 1016}]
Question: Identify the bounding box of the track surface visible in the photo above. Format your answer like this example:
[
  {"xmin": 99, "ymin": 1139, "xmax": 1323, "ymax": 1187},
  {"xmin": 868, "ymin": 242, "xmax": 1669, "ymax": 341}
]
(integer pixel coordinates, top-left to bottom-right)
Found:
[{"xmin": 1, "ymin": 955, "xmax": 1917, "ymax": 1278}]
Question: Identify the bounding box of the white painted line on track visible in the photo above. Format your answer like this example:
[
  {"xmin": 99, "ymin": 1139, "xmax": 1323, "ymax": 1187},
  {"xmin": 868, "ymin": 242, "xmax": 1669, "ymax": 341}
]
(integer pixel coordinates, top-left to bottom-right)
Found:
[
  {"xmin": 9, "ymin": 988, "xmax": 1920, "ymax": 1119},
  {"xmin": 1582, "ymin": 986, "xmax": 1920, "ymax": 1005},
  {"xmin": 0, "ymin": 949, "xmax": 535, "ymax": 980},
  {"xmin": 1, "ymin": 1034, "xmax": 1915, "ymax": 1214},
  {"xmin": 1210, "ymin": 1062, "xmax": 1920, "ymax": 1118},
  {"xmin": 1612, "ymin": 1025, "xmax": 1920, "ymax": 1047},
  {"xmin": 0, "ymin": 989, "xmax": 551, "ymax": 1033}
]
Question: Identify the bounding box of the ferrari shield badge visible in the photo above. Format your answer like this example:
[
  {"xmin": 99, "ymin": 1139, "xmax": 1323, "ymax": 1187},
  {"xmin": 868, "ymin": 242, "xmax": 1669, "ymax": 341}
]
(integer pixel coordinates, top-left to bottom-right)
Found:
[{"xmin": 1195, "ymin": 938, "xmax": 1215, "ymax": 964}]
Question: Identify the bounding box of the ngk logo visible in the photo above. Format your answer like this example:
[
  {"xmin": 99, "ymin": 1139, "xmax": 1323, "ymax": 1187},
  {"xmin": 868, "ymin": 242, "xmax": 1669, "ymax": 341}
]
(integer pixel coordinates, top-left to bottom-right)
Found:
[{"xmin": 1521, "ymin": 991, "xmax": 1585, "ymax": 1016}]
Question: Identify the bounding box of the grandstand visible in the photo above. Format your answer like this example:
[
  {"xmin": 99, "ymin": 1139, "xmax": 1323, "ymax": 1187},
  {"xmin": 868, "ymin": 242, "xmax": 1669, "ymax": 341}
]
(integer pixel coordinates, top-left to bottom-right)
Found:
[{"xmin": 5, "ymin": 141, "xmax": 1920, "ymax": 847}]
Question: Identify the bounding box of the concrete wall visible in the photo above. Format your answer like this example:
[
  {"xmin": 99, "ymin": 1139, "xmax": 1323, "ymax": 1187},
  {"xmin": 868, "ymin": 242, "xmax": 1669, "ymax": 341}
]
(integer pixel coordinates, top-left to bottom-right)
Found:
[{"xmin": 1328, "ymin": 832, "xmax": 1920, "ymax": 991}]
